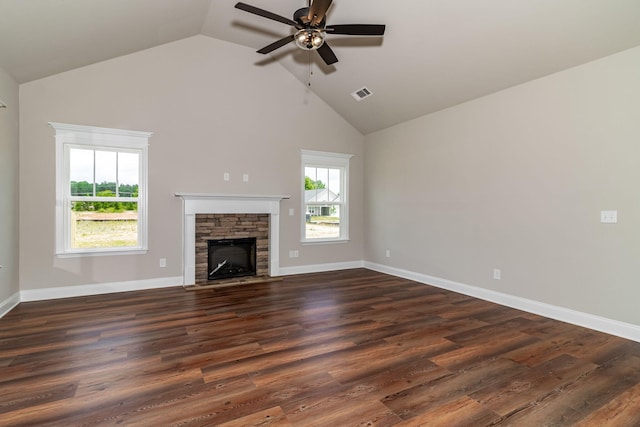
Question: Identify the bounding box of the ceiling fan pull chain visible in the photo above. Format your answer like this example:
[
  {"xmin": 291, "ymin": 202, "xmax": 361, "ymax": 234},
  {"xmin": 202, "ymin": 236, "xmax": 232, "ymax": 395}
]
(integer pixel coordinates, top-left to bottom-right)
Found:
[{"xmin": 308, "ymin": 51, "xmax": 313, "ymax": 87}]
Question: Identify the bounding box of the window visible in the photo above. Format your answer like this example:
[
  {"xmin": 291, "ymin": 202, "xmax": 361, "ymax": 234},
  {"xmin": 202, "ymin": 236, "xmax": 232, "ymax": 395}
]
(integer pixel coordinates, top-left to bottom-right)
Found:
[
  {"xmin": 50, "ymin": 122, "xmax": 151, "ymax": 256},
  {"xmin": 301, "ymin": 149, "xmax": 352, "ymax": 243}
]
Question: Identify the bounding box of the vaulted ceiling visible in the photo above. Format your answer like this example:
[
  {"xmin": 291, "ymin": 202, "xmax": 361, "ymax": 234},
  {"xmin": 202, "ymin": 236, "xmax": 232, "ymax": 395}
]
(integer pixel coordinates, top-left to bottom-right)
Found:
[{"xmin": 2, "ymin": 0, "xmax": 640, "ymax": 134}]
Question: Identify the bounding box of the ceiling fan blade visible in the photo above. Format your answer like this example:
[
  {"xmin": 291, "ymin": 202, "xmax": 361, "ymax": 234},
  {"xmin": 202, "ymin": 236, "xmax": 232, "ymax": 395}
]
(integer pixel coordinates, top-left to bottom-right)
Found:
[
  {"xmin": 307, "ymin": 0, "xmax": 333, "ymax": 26},
  {"xmin": 235, "ymin": 2, "xmax": 298, "ymax": 27},
  {"xmin": 317, "ymin": 42, "xmax": 338, "ymax": 65},
  {"xmin": 325, "ymin": 24, "xmax": 386, "ymax": 36},
  {"xmin": 257, "ymin": 35, "xmax": 295, "ymax": 54}
]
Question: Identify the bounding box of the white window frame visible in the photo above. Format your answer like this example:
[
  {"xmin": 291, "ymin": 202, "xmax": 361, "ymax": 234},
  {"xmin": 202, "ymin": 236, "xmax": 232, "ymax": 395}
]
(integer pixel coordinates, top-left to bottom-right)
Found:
[
  {"xmin": 301, "ymin": 149, "xmax": 353, "ymax": 244},
  {"xmin": 50, "ymin": 122, "xmax": 151, "ymax": 257}
]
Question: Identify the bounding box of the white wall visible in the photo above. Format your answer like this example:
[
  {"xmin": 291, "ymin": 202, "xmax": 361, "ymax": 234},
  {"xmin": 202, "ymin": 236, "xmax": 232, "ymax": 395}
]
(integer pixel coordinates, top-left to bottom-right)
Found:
[
  {"xmin": 19, "ymin": 35, "xmax": 364, "ymax": 292},
  {"xmin": 0, "ymin": 66, "xmax": 20, "ymax": 313},
  {"xmin": 365, "ymin": 46, "xmax": 640, "ymax": 326}
]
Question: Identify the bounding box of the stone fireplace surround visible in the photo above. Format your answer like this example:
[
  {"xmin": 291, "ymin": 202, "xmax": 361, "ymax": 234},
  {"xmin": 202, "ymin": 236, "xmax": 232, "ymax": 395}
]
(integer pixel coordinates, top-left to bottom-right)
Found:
[
  {"xmin": 175, "ymin": 193, "xmax": 289, "ymax": 286},
  {"xmin": 197, "ymin": 215, "xmax": 267, "ymax": 283}
]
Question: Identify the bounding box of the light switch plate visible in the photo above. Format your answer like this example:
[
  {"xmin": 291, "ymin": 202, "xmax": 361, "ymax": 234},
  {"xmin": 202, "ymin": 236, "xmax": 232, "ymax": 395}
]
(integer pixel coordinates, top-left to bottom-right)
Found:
[{"xmin": 601, "ymin": 210, "xmax": 618, "ymax": 224}]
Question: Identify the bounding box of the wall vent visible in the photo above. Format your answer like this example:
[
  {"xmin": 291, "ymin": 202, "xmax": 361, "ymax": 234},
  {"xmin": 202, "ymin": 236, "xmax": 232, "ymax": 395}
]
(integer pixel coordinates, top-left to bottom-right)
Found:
[{"xmin": 351, "ymin": 87, "xmax": 372, "ymax": 101}]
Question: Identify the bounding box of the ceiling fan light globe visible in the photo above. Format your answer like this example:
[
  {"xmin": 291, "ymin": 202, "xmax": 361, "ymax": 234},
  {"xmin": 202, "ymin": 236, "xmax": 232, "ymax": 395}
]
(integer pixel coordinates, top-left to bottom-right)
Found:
[
  {"xmin": 294, "ymin": 29, "xmax": 325, "ymax": 50},
  {"xmin": 312, "ymin": 33, "xmax": 324, "ymax": 47}
]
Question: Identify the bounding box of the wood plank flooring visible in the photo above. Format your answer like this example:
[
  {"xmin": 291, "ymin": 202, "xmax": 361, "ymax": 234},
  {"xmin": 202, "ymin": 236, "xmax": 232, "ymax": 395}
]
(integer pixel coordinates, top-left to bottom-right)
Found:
[{"xmin": 2, "ymin": 268, "xmax": 640, "ymax": 426}]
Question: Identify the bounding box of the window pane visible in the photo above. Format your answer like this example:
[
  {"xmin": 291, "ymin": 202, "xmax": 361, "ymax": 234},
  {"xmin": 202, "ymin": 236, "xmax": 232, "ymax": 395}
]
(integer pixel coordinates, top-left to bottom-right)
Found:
[
  {"xmin": 118, "ymin": 152, "xmax": 139, "ymax": 197},
  {"xmin": 69, "ymin": 148, "xmax": 94, "ymax": 196},
  {"xmin": 95, "ymin": 150, "xmax": 117, "ymax": 194},
  {"xmin": 70, "ymin": 202, "xmax": 138, "ymax": 248},
  {"xmin": 305, "ymin": 167, "xmax": 341, "ymax": 199},
  {"xmin": 327, "ymin": 168, "xmax": 341, "ymax": 202},
  {"xmin": 305, "ymin": 203, "xmax": 340, "ymax": 239},
  {"xmin": 316, "ymin": 168, "xmax": 329, "ymax": 201}
]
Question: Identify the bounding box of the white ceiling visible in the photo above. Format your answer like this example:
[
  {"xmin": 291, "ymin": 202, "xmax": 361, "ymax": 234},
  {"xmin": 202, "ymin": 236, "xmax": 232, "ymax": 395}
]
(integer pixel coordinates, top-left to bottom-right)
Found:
[{"xmin": 2, "ymin": 0, "xmax": 640, "ymax": 134}]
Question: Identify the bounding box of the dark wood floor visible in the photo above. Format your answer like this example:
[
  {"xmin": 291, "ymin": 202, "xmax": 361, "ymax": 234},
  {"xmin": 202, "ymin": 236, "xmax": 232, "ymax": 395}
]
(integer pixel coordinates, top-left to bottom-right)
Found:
[{"xmin": 2, "ymin": 269, "xmax": 640, "ymax": 426}]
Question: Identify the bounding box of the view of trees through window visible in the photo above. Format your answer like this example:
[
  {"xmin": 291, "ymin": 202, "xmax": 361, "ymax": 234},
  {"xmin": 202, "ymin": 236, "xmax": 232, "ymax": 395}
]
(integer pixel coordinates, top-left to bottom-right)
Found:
[
  {"xmin": 304, "ymin": 176, "xmax": 325, "ymax": 191},
  {"xmin": 70, "ymin": 181, "xmax": 138, "ymax": 212}
]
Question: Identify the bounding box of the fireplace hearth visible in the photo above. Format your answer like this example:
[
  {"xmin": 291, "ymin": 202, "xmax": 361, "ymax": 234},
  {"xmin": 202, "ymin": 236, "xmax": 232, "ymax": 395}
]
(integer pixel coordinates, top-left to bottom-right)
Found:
[{"xmin": 208, "ymin": 238, "xmax": 257, "ymax": 281}]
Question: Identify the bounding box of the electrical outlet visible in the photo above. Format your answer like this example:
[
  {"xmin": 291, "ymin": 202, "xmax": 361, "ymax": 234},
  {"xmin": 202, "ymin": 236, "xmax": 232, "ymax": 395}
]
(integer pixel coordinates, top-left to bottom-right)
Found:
[
  {"xmin": 493, "ymin": 268, "xmax": 501, "ymax": 280},
  {"xmin": 289, "ymin": 208, "xmax": 295, "ymax": 216},
  {"xmin": 385, "ymin": 249, "xmax": 391, "ymax": 258},
  {"xmin": 289, "ymin": 250, "xmax": 299, "ymax": 258},
  {"xmin": 160, "ymin": 258, "xmax": 167, "ymax": 268},
  {"xmin": 243, "ymin": 174, "xmax": 249, "ymax": 182},
  {"xmin": 223, "ymin": 172, "xmax": 230, "ymax": 181}
]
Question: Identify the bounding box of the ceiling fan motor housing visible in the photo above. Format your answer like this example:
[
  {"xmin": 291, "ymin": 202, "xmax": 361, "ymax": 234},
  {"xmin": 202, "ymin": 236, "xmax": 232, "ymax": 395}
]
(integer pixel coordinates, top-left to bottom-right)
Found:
[
  {"xmin": 293, "ymin": 7, "xmax": 326, "ymax": 27},
  {"xmin": 293, "ymin": 7, "xmax": 310, "ymax": 25}
]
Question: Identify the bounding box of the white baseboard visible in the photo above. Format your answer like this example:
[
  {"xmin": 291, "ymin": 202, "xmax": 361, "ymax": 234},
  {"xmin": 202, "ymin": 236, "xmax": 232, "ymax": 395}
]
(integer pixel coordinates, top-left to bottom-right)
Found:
[
  {"xmin": 278, "ymin": 260, "xmax": 365, "ymax": 276},
  {"xmin": 20, "ymin": 276, "xmax": 184, "ymax": 302},
  {"xmin": 10, "ymin": 262, "xmax": 640, "ymax": 344},
  {"xmin": 0, "ymin": 292, "xmax": 21, "ymax": 319},
  {"xmin": 365, "ymin": 261, "xmax": 640, "ymax": 343}
]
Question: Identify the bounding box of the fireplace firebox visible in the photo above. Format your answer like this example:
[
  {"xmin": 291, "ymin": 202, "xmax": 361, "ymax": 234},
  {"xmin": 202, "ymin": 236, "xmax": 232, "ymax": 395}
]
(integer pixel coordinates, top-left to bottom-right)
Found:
[{"xmin": 207, "ymin": 237, "xmax": 257, "ymax": 281}]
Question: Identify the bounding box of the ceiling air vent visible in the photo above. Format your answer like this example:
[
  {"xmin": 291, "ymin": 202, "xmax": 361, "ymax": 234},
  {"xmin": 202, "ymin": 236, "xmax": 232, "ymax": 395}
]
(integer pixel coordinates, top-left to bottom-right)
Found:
[{"xmin": 351, "ymin": 87, "xmax": 372, "ymax": 102}]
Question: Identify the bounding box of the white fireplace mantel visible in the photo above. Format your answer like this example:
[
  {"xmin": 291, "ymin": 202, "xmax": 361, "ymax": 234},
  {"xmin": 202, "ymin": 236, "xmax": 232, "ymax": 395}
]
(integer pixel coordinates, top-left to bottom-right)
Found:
[{"xmin": 175, "ymin": 193, "xmax": 290, "ymax": 285}]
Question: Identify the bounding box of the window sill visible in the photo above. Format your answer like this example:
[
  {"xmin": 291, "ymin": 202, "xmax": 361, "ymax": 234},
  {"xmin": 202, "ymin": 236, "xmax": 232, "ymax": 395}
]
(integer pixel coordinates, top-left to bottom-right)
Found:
[
  {"xmin": 56, "ymin": 249, "xmax": 148, "ymax": 258},
  {"xmin": 301, "ymin": 238, "xmax": 350, "ymax": 245}
]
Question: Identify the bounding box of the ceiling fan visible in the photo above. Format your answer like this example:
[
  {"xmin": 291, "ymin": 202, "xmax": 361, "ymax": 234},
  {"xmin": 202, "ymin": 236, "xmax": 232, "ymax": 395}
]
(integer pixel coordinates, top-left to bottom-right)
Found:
[{"xmin": 234, "ymin": 0, "xmax": 385, "ymax": 65}]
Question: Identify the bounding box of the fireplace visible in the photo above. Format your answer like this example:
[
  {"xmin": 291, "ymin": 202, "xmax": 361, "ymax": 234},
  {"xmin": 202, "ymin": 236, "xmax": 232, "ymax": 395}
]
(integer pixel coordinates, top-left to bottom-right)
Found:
[
  {"xmin": 208, "ymin": 237, "xmax": 257, "ymax": 280},
  {"xmin": 195, "ymin": 213, "xmax": 269, "ymax": 284},
  {"xmin": 175, "ymin": 193, "xmax": 289, "ymax": 286}
]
